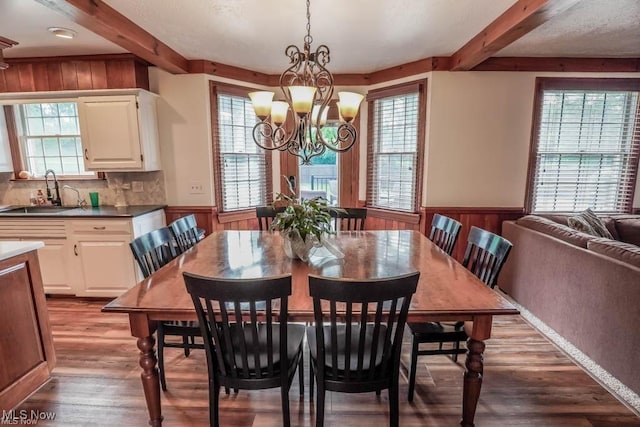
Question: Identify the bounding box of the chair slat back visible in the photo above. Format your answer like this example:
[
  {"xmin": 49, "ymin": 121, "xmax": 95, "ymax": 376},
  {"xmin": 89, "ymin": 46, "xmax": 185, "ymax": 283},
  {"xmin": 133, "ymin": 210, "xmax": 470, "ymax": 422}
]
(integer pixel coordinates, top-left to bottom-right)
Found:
[
  {"xmin": 309, "ymin": 272, "xmax": 419, "ymax": 384},
  {"xmin": 170, "ymin": 214, "xmax": 200, "ymax": 253},
  {"xmin": 255, "ymin": 206, "xmax": 285, "ymax": 231},
  {"xmin": 429, "ymin": 214, "xmax": 462, "ymax": 256},
  {"xmin": 331, "ymin": 207, "xmax": 367, "ymax": 231},
  {"xmin": 183, "ymin": 273, "xmax": 292, "ymax": 384},
  {"xmin": 129, "ymin": 227, "xmax": 177, "ymax": 278},
  {"xmin": 462, "ymin": 226, "xmax": 513, "ymax": 288}
]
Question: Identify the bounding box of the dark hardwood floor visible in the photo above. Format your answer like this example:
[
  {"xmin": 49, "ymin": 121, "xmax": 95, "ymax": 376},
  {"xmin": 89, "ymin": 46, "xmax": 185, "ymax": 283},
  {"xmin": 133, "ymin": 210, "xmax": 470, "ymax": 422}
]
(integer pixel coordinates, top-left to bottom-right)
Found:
[{"xmin": 15, "ymin": 298, "xmax": 640, "ymax": 426}]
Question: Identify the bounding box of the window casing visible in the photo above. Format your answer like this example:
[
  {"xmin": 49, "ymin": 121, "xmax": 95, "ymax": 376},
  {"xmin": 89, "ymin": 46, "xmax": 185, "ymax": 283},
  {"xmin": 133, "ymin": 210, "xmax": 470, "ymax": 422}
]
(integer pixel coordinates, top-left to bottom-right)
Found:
[
  {"xmin": 17, "ymin": 102, "xmax": 93, "ymax": 177},
  {"xmin": 527, "ymin": 78, "xmax": 640, "ymax": 213},
  {"xmin": 366, "ymin": 81, "xmax": 426, "ymax": 213},
  {"xmin": 211, "ymin": 83, "xmax": 272, "ymax": 212}
]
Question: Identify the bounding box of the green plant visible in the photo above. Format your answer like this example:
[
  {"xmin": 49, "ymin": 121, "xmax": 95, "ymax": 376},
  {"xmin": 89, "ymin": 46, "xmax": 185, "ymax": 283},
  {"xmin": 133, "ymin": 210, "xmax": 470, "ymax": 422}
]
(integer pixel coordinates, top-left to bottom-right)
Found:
[{"xmin": 270, "ymin": 193, "xmax": 335, "ymax": 242}]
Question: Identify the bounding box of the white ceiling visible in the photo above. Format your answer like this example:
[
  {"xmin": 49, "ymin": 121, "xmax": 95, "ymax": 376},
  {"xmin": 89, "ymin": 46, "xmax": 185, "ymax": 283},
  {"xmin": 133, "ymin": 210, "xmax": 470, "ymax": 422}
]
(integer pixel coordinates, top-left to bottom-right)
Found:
[{"xmin": 1, "ymin": 0, "xmax": 639, "ymax": 73}]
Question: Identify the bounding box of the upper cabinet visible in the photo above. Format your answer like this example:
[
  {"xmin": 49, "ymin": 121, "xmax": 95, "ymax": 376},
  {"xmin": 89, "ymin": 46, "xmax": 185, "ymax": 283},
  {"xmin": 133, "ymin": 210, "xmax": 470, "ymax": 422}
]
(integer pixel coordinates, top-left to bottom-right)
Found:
[
  {"xmin": 0, "ymin": 108, "xmax": 13, "ymax": 172},
  {"xmin": 78, "ymin": 90, "xmax": 161, "ymax": 171}
]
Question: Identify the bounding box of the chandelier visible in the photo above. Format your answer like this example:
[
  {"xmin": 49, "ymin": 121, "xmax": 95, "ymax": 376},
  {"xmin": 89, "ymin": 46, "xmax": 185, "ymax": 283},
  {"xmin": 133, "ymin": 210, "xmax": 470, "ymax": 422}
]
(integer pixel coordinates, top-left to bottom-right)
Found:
[{"xmin": 248, "ymin": 0, "xmax": 364, "ymax": 165}]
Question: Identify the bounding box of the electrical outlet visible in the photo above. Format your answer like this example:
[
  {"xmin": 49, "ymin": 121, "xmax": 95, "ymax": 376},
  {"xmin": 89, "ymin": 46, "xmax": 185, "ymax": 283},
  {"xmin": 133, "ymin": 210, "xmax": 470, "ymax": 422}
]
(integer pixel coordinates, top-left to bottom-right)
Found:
[
  {"xmin": 189, "ymin": 182, "xmax": 204, "ymax": 194},
  {"xmin": 121, "ymin": 182, "xmax": 131, "ymax": 190},
  {"xmin": 132, "ymin": 181, "xmax": 144, "ymax": 193}
]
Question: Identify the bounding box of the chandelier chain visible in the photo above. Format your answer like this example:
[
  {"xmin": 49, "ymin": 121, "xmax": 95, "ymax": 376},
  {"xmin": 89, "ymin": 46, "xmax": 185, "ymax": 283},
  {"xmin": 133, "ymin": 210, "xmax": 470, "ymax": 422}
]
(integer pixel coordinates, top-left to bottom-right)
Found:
[{"xmin": 304, "ymin": 0, "xmax": 313, "ymax": 46}]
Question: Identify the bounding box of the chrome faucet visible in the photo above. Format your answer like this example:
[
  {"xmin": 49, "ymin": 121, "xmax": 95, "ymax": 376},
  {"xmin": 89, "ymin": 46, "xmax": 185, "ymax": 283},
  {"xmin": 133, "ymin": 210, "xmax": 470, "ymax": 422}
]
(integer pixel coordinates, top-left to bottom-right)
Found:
[
  {"xmin": 44, "ymin": 169, "xmax": 62, "ymax": 206},
  {"xmin": 62, "ymin": 185, "xmax": 88, "ymax": 208}
]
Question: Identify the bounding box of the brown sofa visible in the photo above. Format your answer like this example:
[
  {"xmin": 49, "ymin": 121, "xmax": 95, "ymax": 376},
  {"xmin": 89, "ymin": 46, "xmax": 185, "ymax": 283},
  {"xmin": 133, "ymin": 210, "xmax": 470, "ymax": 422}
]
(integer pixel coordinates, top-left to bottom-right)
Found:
[{"xmin": 499, "ymin": 214, "xmax": 640, "ymax": 395}]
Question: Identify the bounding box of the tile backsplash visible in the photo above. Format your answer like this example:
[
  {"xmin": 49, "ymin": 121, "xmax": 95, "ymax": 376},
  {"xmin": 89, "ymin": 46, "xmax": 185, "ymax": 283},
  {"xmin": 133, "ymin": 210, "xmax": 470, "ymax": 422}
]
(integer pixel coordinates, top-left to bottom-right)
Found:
[{"xmin": 0, "ymin": 171, "xmax": 166, "ymax": 206}]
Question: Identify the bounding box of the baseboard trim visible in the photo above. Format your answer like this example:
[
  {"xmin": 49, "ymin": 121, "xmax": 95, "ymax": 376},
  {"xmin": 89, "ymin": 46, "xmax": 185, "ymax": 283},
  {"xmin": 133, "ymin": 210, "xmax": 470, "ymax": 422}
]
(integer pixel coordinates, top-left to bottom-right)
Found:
[{"xmin": 498, "ymin": 290, "xmax": 640, "ymax": 416}]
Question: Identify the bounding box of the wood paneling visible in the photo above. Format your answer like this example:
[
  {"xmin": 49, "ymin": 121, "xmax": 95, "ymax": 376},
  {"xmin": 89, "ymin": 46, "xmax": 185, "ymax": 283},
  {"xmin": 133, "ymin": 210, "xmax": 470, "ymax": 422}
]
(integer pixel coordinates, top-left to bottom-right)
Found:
[
  {"xmin": 368, "ymin": 57, "xmax": 450, "ymax": 85},
  {"xmin": 0, "ymin": 55, "xmax": 149, "ymax": 92},
  {"xmin": 15, "ymin": 298, "xmax": 640, "ymax": 425},
  {"xmin": 164, "ymin": 206, "xmax": 218, "ymax": 236},
  {"xmin": 35, "ymin": 0, "xmax": 188, "ymax": 74},
  {"xmin": 450, "ymin": 0, "xmax": 581, "ymax": 71},
  {"xmin": 422, "ymin": 207, "xmax": 525, "ymax": 261}
]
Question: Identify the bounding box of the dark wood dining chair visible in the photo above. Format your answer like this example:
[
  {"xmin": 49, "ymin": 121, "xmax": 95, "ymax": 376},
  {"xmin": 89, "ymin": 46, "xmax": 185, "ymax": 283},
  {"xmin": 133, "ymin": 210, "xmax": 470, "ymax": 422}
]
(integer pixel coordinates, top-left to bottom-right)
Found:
[
  {"xmin": 307, "ymin": 272, "xmax": 419, "ymax": 427},
  {"xmin": 130, "ymin": 227, "xmax": 204, "ymax": 392},
  {"xmin": 406, "ymin": 226, "xmax": 513, "ymax": 402},
  {"xmin": 169, "ymin": 214, "xmax": 201, "ymax": 253},
  {"xmin": 183, "ymin": 273, "xmax": 305, "ymax": 427},
  {"xmin": 429, "ymin": 213, "xmax": 462, "ymax": 255},
  {"xmin": 330, "ymin": 207, "xmax": 367, "ymax": 231},
  {"xmin": 256, "ymin": 206, "xmax": 285, "ymax": 231}
]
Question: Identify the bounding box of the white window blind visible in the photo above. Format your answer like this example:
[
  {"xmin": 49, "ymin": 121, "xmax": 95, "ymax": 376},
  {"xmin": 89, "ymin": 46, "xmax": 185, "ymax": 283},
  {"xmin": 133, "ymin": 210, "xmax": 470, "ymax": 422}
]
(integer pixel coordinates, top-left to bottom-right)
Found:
[
  {"xmin": 19, "ymin": 102, "xmax": 92, "ymax": 177},
  {"xmin": 369, "ymin": 92, "xmax": 420, "ymax": 212},
  {"xmin": 531, "ymin": 88, "xmax": 640, "ymax": 213},
  {"xmin": 217, "ymin": 94, "xmax": 268, "ymax": 211}
]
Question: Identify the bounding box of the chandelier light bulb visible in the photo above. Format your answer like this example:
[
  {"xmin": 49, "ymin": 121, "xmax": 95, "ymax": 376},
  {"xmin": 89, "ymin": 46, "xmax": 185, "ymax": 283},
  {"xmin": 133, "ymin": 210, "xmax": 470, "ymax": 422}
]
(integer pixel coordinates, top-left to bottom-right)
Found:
[
  {"xmin": 338, "ymin": 92, "xmax": 365, "ymax": 123},
  {"xmin": 271, "ymin": 101, "xmax": 290, "ymax": 126},
  {"xmin": 248, "ymin": 91, "xmax": 274, "ymax": 119}
]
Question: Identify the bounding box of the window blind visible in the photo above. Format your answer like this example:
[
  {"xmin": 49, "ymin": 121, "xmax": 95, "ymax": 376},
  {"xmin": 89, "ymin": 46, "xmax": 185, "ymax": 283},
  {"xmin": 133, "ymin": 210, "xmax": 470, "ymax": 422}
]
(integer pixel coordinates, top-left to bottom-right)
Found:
[
  {"xmin": 368, "ymin": 92, "xmax": 420, "ymax": 212},
  {"xmin": 531, "ymin": 89, "xmax": 640, "ymax": 213},
  {"xmin": 217, "ymin": 94, "xmax": 268, "ymax": 211}
]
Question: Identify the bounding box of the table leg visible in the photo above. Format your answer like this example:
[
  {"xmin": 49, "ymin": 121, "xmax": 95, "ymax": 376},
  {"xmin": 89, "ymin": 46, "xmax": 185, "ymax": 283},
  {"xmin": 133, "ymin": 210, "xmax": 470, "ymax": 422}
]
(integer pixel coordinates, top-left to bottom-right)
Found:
[
  {"xmin": 130, "ymin": 314, "xmax": 163, "ymax": 427},
  {"xmin": 460, "ymin": 315, "xmax": 492, "ymax": 427}
]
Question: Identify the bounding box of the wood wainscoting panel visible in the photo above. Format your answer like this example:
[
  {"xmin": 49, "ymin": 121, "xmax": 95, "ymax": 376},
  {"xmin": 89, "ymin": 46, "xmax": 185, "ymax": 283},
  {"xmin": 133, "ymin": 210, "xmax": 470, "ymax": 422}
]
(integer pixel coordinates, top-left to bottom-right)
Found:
[
  {"xmin": 0, "ymin": 54, "xmax": 149, "ymax": 93},
  {"xmin": 422, "ymin": 207, "xmax": 525, "ymax": 261},
  {"xmin": 164, "ymin": 206, "xmax": 218, "ymax": 236}
]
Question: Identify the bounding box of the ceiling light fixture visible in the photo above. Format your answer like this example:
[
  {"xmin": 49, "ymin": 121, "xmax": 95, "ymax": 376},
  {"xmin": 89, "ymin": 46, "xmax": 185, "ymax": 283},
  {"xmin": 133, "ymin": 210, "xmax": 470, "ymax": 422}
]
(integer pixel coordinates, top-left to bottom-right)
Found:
[
  {"xmin": 249, "ymin": 0, "xmax": 364, "ymax": 165},
  {"xmin": 48, "ymin": 27, "xmax": 77, "ymax": 39},
  {"xmin": 0, "ymin": 36, "xmax": 18, "ymax": 70}
]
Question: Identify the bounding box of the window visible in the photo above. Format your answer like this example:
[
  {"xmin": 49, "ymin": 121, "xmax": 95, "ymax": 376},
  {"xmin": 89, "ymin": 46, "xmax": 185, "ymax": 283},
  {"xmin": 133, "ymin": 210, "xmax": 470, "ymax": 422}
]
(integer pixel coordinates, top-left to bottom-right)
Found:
[
  {"xmin": 528, "ymin": 78, "xmax": 640, "ymax": 213},
  {"xmin": 299, "ymin": 123, "xmax": 339, "ymax": 206},
  {"xmin": 17, "ymin": 102, "xmax": 92, "ymax": 177},
  {"xmin": 211, "ymin": 83, "xmax": 272, "ymax": 212},
  {"xmin": 366, "ymin": 81, "xmax": 426, "ymax": 212}
]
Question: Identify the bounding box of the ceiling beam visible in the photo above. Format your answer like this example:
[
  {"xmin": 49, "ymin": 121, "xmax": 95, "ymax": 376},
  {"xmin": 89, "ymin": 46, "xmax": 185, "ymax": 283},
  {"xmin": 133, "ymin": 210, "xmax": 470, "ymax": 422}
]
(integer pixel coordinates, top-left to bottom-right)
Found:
[
  {"xmin": 35, "ymin": 0, "xmax": 189, "ymax": 74},
  {"xmin": 450, "ymin": 0, "xmax": 581, "ymax": 71}
]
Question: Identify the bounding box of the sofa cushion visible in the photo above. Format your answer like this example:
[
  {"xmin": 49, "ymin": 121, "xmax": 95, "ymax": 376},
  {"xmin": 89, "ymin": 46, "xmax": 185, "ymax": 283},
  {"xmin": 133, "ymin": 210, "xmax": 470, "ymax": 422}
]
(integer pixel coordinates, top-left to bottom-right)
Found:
[
  {"xmin": 613, "ymin": 216, "xmax": 640, "ymax": 246},
  {"xmin": 516, "ymin": 215, "xmax": 597, "ymax": 248},
  {"xmin": 538, "ymin": 213, "xmax": 618, "ymax": 239},
  {"xmin": 587, "ymin": 238, "xmax": 640, "ymax": 269},
  {"xmin": 567, "ymin": 209, "xmax": 614, "ymax": 239}
]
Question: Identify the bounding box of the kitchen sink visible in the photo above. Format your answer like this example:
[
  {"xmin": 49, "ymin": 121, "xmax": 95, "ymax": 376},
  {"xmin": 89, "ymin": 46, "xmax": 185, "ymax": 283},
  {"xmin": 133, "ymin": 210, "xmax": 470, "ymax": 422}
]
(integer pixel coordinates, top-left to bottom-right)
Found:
[{"xmin": 0, "ymin": 206, "xmax": 76, "ymax": 214}]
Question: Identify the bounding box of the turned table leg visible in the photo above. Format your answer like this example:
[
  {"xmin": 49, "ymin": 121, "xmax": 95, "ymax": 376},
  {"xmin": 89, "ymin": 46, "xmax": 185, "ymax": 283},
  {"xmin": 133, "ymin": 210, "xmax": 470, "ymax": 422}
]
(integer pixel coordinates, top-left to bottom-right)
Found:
[
  {"xmin": 130, "ymin": 314, "xmax": 163, "ymax": 427},
  {"xmin": 461, "ymin": 338, "xmax": 485, "ymax": 427}
]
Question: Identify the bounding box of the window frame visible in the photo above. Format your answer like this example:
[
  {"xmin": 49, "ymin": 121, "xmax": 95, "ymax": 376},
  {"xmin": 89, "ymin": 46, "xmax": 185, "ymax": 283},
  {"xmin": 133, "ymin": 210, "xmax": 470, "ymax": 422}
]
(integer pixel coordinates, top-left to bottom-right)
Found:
[
  {"xmin": 3, "ymin": 104, "xmax": 102, "ymax": 181},
  {"xmin": 525, "ymin": 77, "xmax": 640, "ymax": 214},
  {"xmin": 365, "ymin": 80, "xmax": 427, "ymax": 214},
  {"xmin": 210, "ymin": 81, "xmax": 273, "ymax": 216}
]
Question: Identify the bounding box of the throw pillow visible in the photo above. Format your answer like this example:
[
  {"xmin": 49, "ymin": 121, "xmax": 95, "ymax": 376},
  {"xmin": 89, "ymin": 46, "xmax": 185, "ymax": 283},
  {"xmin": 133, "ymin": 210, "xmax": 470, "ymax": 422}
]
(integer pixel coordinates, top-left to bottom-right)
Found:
[{"xmin": 568, "ymin": 209, "xmax": 614, "ymax": 239}]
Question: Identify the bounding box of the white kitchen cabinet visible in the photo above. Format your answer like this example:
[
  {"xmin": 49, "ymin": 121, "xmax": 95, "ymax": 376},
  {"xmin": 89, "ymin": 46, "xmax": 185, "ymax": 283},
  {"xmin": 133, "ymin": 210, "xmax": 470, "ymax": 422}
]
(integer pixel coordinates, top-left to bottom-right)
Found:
[
  {"xmin": 0, "ymin": 108, "xmax": 13, "ymax": 172},
  {"xmin": 78, "ymin": 91, "xmax": 161, "ymax": 171},
  {"xmin": 68, "ymin": 210, "xmax": 165, "ymax": 297},
  {"xmin": 0, "ymin": 219, "xmax": 73, "ymax": 294}
]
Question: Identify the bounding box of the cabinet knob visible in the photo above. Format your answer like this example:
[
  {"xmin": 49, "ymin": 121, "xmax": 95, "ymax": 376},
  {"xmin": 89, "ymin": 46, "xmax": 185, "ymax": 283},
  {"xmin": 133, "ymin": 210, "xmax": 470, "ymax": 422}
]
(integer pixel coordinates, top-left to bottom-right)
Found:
[
  {"xmin": 73, "ymin": 244, "xmax": 78, "ymax": 256},
  {"xmin": 84, "ymin": 149, "xmax": 89, "ymax": 160},
  {"xmin": 93, "ymin": 226, "xmax": 106, "ymax": 230}
]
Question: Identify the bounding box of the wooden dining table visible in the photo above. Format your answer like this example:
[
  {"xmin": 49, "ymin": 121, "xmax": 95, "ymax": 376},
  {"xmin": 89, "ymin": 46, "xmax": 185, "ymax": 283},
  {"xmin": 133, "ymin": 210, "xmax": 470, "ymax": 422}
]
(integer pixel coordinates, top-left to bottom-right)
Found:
[{"xmin": 103, "ymin": 230, "xmax": 519, "ymax": 427}]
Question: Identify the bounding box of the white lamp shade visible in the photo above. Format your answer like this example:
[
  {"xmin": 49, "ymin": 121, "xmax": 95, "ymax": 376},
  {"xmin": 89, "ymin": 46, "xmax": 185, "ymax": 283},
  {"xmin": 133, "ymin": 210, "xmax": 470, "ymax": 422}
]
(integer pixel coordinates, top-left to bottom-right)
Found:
[
  {"xmin": 248, "ymin": 91, "xmax": 274, "ymax": 119},
  {"xmin": 271, "ymin": 101, "xmax": 289, "ymax": 126},
  {"xmin": 311, "ymin": 105, "xmax": 329, "ymax": 127},
  {"xmin": 338, "ymin": 92, "xmax": 364, "ymax": 122},
  {"xmin": 288, "ymin": 86, "xmax": 316, "ymax": 115}
]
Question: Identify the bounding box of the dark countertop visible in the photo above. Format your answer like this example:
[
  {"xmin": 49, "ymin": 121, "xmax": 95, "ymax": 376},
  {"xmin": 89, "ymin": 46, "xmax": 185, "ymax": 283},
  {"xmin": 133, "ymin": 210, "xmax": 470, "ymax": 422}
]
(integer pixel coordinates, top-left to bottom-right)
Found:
[{"xmin": 0, "ymin": 205, "xmax": 167, "ymax": 218}]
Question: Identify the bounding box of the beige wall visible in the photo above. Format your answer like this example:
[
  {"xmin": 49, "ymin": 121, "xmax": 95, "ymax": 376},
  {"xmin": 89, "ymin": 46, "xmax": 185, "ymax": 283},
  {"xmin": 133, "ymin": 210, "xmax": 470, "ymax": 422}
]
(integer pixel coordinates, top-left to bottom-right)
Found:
[
  {"xmin": 423, "ymin": 71, "xmax": 640, "ymax": 209},
  {"xmin": 151, "ymin": 67, "xmax": 640, "ymax": 210}
]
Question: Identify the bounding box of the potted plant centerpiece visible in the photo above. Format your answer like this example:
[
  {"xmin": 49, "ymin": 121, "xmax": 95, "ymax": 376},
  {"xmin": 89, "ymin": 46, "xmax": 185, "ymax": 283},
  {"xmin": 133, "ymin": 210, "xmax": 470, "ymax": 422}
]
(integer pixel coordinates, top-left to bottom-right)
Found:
[{"xmin": 270, "ymin": 192, "xmax": 343, "ymax": 262}]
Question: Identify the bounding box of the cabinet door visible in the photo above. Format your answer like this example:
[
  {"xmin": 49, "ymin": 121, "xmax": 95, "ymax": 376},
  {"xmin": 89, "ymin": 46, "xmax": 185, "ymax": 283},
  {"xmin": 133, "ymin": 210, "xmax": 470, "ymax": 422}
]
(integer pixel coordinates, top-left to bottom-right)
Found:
[
  {"xmin": 78, "ymin": 95, "xmax": 143, "ymax": 170},
  {"xmin": 0, "ymin": 108, "xmax": 13, "ymax": 172},
  {"xmin": 72, "ymin": 234, "xmax": 137, "ymax": 297},
  {"xmin": 24, "ymin": 238, "xmax": 73, "ymax": 295}
]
